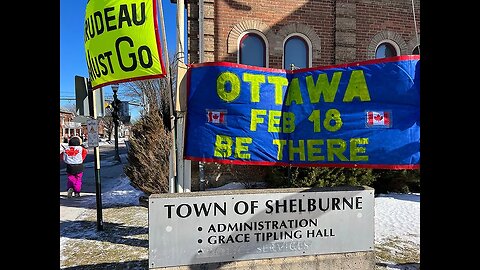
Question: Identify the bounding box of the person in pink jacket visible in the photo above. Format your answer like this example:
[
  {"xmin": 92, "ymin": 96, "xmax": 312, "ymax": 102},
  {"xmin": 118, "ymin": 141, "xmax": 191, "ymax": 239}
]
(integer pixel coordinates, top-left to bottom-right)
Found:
[{"xmin": 60, "ymin": 136, "xmax": 88, "ymax": 198}]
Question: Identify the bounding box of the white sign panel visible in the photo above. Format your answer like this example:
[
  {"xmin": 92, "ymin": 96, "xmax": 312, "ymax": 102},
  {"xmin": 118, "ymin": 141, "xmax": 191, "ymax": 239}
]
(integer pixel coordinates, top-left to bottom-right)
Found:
[
  {"xmin": 148, "ymin": 187, "xmax": 374, "ymax": 268},
  {"xmin": 87, "ymin": 119, "xmax": 99, "ymax": 147}
]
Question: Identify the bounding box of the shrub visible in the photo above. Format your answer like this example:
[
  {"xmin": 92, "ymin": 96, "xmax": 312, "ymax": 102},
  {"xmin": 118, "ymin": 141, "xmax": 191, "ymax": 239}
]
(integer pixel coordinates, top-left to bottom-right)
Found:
[
  {"xmin": 371, "ymin": 169, "xmax": 420, "ymax": 194},
  {"xmin": 124, "ymin": 111, "xmax": 171, "ymax": 195},
  {"xmin": 265, "ymin": 166, "xmax": 378, "ymax": 188}
]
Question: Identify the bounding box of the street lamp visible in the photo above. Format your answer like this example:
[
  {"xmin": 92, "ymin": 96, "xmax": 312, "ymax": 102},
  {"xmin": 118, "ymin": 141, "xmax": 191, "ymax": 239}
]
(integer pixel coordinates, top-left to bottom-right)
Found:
[{"xmin": 111, "ymin": 84, "xmax": 121, "ymax": 162}]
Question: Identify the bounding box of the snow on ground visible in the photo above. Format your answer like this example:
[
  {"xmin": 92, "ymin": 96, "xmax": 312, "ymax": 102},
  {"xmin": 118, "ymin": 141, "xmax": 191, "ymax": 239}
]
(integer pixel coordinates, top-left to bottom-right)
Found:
[
  {"xmin": 375, "ymin": 193, "xmax": 420, "ymax": 245},
  {"xmin": 206, "ymin": 182, "xmax": 267, "ymax": 190},
  {"xmin": 207, "ymin": 182, "xmax": 247, "ymax": 190},
  {"xmin": 60, "ymin": 180, "xmax": 420, "ymax": 269},
  {"xmin": 100, "ymin": 176, "xmax": 144, "ymax": 207},
  {"xmin": 82, "ymin": 154, "xmax": 128, "ymax": 168}
]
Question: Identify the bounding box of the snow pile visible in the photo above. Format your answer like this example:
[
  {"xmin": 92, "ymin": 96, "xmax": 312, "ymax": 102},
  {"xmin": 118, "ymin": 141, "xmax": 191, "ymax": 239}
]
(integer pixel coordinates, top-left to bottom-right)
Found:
[
  {"xmin": 374, "ymin": 193, "xmax": 420, "ymax": 245},
  {"xmin": 101, "ymin": 176, "xmax": 144, "ymax": 207}
]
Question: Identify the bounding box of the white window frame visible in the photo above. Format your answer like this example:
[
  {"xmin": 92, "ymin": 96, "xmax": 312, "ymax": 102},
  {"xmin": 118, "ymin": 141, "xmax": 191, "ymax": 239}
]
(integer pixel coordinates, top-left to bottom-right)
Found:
[
  {"xmin": 283, "ymin": 33, "xmax": 312, "ymax": 69},
  {"xmin": 375, "ymin": 40, "xmax": 401, "ymax": 58},
  {"xmin": 237, "ymin": 30, "xmax": 269, "ymax": 68},
  {"xmin": 412, "ymin": 45, "xmax": 420, "ymax": 55}
]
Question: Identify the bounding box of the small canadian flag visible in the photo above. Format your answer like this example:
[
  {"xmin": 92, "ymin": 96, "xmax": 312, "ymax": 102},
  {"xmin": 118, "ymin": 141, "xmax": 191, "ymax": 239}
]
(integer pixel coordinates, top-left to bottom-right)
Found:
[
  {"xmin": 367, "ymin": 111, "xmax": 391, "ymax": 127},
  {"xmin": 207, "ymin": 110, "xmax": 226, "ymax": 124}
]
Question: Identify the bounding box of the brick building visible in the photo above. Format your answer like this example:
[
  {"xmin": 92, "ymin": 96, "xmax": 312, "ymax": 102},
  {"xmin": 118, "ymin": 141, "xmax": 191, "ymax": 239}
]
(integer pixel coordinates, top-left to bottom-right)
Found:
[
  {"xmin": 60, "ymin": 110, "xmax": 83, "ymax": 143},
  {"xmin": 60, "ymin": 109, "xmax": 107, "ymax": 143},
  {"xmin": 175, "ymin": 0, "xmax": 420, "ymax": 188},
  {"xmin": 185, "ymin": 0, "xmax": 420, "ymax": 65}
]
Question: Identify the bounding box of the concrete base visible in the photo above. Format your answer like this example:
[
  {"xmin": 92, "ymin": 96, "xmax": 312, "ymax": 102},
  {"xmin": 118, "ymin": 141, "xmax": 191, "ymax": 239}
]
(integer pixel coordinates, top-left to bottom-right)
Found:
[{"xmin": 153, "ymin": 251, "xmax": 375, "ymax": 270}]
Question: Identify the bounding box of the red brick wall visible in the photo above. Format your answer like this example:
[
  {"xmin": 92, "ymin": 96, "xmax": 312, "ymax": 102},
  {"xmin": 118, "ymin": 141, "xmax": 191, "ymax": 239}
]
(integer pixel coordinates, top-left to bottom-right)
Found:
[
  {"xmin": 188, "ymin": 0, "xmax": 420, "ymax": 65},
  {"xmin": 356, "ymin": 0, "xmax": 420, "ymax": 59},
  {"xmin": 214, "ymin": 0, "xmax": 336, "ymax": 68}
]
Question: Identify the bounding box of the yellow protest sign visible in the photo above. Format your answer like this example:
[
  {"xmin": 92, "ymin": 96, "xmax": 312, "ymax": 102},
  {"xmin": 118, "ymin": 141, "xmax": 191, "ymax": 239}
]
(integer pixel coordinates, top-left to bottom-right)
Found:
[{"xmin": 84, "ymin": 0, "xmax": 166, "ymax": 89}]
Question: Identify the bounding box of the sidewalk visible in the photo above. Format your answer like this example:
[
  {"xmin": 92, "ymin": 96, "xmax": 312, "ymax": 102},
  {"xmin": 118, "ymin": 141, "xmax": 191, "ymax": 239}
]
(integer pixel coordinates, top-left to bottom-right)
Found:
[
  {"xmin": 60, "ymin": 139, "xmax": 175, "ymax": 268},
  {"xmin": 60, "ymin": 140, "xmax": 129, "ymax": 222},
  {"xmin": 60, "ymin": 140, "xmax": 151, "ymax": 269}
]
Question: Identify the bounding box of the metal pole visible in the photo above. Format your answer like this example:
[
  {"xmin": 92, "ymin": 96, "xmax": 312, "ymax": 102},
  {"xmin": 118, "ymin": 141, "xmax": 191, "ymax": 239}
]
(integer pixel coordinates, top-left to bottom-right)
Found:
[
  {"xmin": 198, "ymin": 0, "xmax": 206, "ymax": 191},
  {"xmin": 176, "ymin": 0, "xmax": 185, "ymax": 62},
  {"xmin": 114, "ymin": 117, "xmax": 120, "ymax": 160},
  {"xmin": 175, "ymin": 0, "xmax": 185, "ymax": 192},
  {"xmin": 87, "ymin": 79, "xmax": 103, "ymax": 231},
  {"xmin": 287, "ymin": 64, "xmax": 297, "ymax": 184},
  {"xmin": 157, "ymin": 0, "xmax": 177, "ymax": 193},
  {"xmin": 112, "ymin": 86, "xmax": 121, "ymax": 162}
]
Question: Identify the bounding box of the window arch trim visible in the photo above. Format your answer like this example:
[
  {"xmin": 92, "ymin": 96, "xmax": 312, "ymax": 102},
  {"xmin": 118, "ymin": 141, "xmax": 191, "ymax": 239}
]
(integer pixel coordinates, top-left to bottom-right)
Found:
[
  {"xmin": 237, "ymin": 30, "xmax": 269, "ymax": 67},
  {"xmin": 375, "ymin": 39, "xmax": 401, "ymax": 59},
  {"xmin": 367, "ymin": 31, "xmax": 407, "ymax": 59},
  {"xmin": 282, "ymin": 33, "xmax": 312, "ymax": 69},
  {"xmin": 412, "ymin": 45, "xmax": 420, "ymax": 55}
]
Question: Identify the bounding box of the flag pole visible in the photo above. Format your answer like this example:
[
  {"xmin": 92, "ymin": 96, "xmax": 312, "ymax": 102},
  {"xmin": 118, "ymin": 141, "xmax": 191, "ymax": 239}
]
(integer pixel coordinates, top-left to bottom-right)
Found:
[
  {"xmin": 158, "ymin": 0, "xmax": 177, "ymax": 193},
  {"xmin": 175, "ymin": 0, "xmax": 191, "ymax": 192}
]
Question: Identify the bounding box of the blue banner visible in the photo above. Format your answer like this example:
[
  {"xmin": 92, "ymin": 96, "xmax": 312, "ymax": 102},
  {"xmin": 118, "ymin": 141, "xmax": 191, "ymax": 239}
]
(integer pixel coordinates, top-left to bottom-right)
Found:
[{"xmin": 185, "ymin": 56, "xmax": 420, "ymax": 169}]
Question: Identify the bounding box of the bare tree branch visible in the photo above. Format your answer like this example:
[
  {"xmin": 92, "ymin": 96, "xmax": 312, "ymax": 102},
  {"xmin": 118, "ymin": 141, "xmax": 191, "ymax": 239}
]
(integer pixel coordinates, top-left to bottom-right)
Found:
[{"xmin": 119, "ymin": 58, "xmax": 174, "ymax": 129}]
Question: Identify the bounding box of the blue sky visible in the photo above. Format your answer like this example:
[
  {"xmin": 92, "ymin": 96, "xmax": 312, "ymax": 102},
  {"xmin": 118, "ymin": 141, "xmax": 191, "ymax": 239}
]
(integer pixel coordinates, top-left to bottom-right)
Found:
[{"xmin": 60, "ymin": 0, "xmax": 185, "ymax": 121}]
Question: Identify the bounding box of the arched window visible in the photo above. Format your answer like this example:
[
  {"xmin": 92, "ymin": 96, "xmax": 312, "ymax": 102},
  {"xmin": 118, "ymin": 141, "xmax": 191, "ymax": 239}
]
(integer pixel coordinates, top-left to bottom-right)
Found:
[
  {"xmin": 375, "ymin": 42, "xmax": 399, "ymax": 59},
  {"xmin": 239, "ymin": 33, "xmax": 266, "ymax": 67},
  {"xmin": 412, "ymin": 45, "xmax": 420, "ymax": 55},
  {"xmin": 284, "ymin": 35, "xmax": 309, "ymax": 69}
]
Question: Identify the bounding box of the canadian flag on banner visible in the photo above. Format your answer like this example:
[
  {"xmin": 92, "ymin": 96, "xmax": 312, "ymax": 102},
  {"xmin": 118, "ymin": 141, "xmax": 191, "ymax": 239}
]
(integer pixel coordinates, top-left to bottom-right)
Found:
[
  {"xmin": 367, "ymin": 111, "xmax": 391, "ymax": 127},
  {"xmin": 207, "ymin": 110, "xmax": 226, "ymax": 124}
]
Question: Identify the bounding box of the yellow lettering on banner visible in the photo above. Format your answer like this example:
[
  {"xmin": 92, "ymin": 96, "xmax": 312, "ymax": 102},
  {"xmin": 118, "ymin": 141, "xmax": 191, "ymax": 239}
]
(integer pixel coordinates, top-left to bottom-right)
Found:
[
  {"xmin": 273, "ymin": 139, "xmax": 287, "ymax": 160},
  {"xmin": 268, "ymin": 110, "xmax": 281, "ymax": 132},
  {"xmin": 306, "ymin": 72, "xmax": 342, "ymax": 103},
  {"xmin": 283, "ymin": 112, "xmax": 295, "ymax": 133},
  {"xmin": 213, "ymin": 135, "xmax": 253, "ymax": 159},
  {"xmin": 285, "ymin": 78, "xmax": 303, "ymax": 106},
  {"xmin": 343, "ymin": 70, "xmax": 371, "ymax": 102},
  {"xmin": 308, "ymin": 110, "xmax": 321, "ymax": 132},
  {"xmin": 327, "ymin": 139, "xmax": 348, "ymax": 161},
  {"xmin": 251, "ymin": 109, "xmax": 296, "ymax": 133},
  {"xmin": 267, "ymin": 76, "xmax": 289, "ymax": 105},
  {"xmin": 289, "ymin": 140, "xmax": 306, "ymax": 161},
  {"xmin": 243, "ymin": 73, "xmax": 266, "ymax": 102},
  {"xmin": 350, "ymin": 138, "xmax": 369, "ymax": 161},
  {"xmin": 214, "ymin": 135, "xmax": 233, "ymax": 158},
  {"xmin": 250, "ymin": 109, "xmax": 267, "ymax": 131},
  {"xmin": 235, "ymin": 137, "xmax": 252, "ymax": 159},
  {"xmin": 272, "ymin": 138, "xmax": 368, "ymax": 162},
  {"xmin": 307, "ymin": 140, "xmax": 324, "ymax": 161},
  {"xmin": 217, "ymin": 72, "xmax": 241, "ymax": 102},
  {"xmin": 323, "ymin": 109, "xmax": 343, "ymax": 132}
]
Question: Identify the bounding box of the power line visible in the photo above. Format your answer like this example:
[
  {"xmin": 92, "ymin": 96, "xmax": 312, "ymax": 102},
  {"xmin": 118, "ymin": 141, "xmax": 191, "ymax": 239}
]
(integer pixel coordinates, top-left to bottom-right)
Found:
[{"xmin": 60, "ymin": 96, "xmax": 141, "ymax": 107}]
